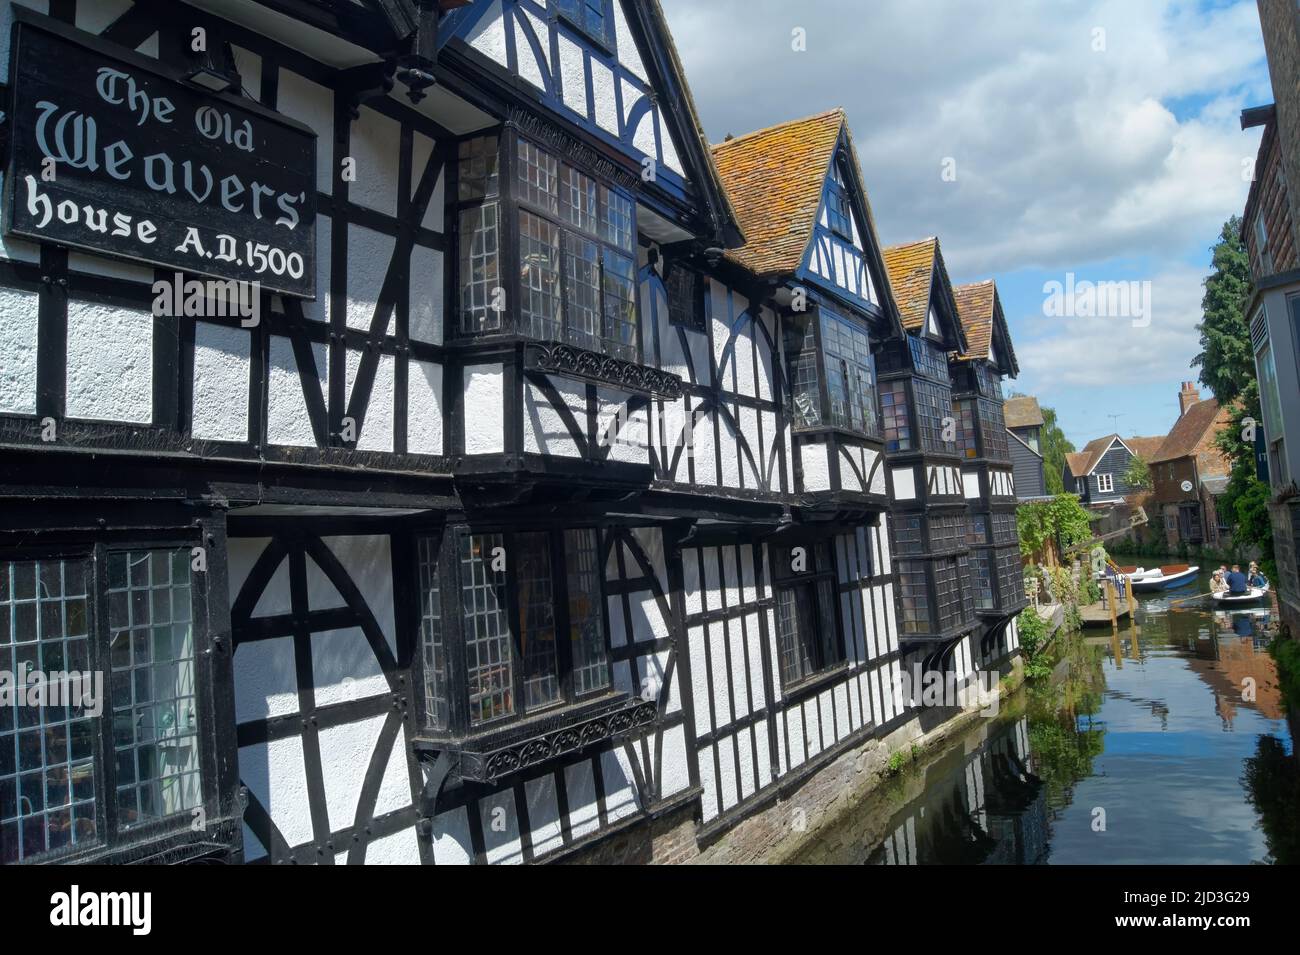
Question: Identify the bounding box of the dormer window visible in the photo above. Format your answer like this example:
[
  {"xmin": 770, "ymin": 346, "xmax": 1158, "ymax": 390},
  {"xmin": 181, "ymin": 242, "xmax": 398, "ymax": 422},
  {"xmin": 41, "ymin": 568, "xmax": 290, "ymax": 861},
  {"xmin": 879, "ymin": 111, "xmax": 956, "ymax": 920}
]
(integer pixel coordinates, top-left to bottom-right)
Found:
[
  {"xmin": 826, "ymin": 156, "xmax": 854, "ymax": 241},
  {"xmin": 553, "ymin": 0, "xmax": 612, "ymax": 49}
]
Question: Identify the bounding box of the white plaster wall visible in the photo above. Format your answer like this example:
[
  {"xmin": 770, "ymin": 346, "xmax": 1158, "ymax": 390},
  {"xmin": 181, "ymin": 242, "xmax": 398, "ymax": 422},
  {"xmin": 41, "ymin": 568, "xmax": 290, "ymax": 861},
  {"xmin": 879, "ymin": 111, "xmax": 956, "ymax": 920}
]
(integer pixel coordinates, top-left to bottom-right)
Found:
[
  {"xmin": 233, "ymin": 635, "xmax": 299, "ymax": 723},
  {"xmin": 467, "ymin": 0, "xmax": 508, "ymax": 66},
  {"xmin": 407, "ymin": 358, "xmax": 443, "ymax": 455},
  {"xmin": 800, "ymin": 442, "xmax": 832, "ymax": 492},
  {"xmin": 463, "ymin": 364, "xmax": 504, "ymax": 455},
  {"xmin": 344, "ymin": 349, "xmax": 395, "ymax": 452},
  {"xmin": 267, "ymin": 335, "xmax": 325, "ymax": 447},
  {"xmin": 557, "ymin": 34, "xmax": 587, "ymax": 117},
  {"xmin": 346, "ymin": 225, "xmax": 397, "ymax": 333},
  {"xmin": 409, "ymin": 245, "xmax": 443, "ymax": 344},
  {"xmin": 349, "ymin": 106, "xmax": 401, "ymax": 217},
  {"xmin": 323, "ymin": 536, "xmax": 395, "ymax": 655},
  {"xmin": 524, "ymin": 376, "xmax": 582, "ymax": 457},
  {"xmin": 0, "ymin": 286, "xmax": 39, "ymax": 415},
  {"xmin": 191, "ymin": 323, "xmax": 250, "ymax": 442},
  {"xmin": 65, "ymin": 302, "xmax": 152, "ymax": 424},
  {"xmin": 277, "ymin": 69, "xmax": 335, "ymax": 192}
]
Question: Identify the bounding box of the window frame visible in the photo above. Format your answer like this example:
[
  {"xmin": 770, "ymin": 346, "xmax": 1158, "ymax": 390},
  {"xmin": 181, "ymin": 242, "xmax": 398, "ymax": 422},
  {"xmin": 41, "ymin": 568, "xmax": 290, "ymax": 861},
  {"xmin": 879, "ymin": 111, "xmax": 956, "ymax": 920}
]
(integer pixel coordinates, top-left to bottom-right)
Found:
[
  {"xmin": 785, "ymin": 305, "xmax": 879, "ymax": 438},
  {"xmin": 414, "ymin": 525, "xmax": 618, "ymax": 738},
  {"xmin": 825, "ymin": 154, "xmax": 855, "ymax": 242},
  {"xmin": 1, "ymin": 536, "xmax": 222, "ymax": 866},
  {"xmin": 665, "ymin": 259, "xmax": 706, "ymax": 331},
  {"xmin": 1097, "ymin": 472, "xmax": 1115, "ymax": 494},
  {"xmin": 550, "ymin": 0, "xmax": 614, "ymax": 51},
  {"xmin": 770, "ymin": 542, "xmax": 846, "ymax": 690}
]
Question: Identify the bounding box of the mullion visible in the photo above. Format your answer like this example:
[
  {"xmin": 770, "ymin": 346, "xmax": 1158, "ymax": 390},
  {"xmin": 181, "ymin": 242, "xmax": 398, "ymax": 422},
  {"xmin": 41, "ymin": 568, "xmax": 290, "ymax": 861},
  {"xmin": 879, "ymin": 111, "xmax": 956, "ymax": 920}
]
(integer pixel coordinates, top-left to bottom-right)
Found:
[{"xmin": 551, "ymin": 531, "xmax": 575, "ymax": 705}]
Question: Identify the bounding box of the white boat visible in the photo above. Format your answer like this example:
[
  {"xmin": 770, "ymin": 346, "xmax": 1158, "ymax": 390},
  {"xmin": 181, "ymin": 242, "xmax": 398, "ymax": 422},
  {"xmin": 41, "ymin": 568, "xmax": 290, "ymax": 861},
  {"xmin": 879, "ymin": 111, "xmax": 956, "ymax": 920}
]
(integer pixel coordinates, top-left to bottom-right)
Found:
[
  {"xmin": 1212, "ymin": 585, "xmax": 1269, "ymax": 605},
  {"xmin": 1124, "ymin": 564, "xmax": 1200, "ymax": 592}
]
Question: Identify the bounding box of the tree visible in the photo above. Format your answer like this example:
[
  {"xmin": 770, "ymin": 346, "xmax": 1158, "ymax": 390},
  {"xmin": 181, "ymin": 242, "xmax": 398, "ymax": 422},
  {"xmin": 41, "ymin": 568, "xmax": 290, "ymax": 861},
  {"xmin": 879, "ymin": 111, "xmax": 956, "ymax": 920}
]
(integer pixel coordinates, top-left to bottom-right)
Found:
[
  {"xmin": 1195, "ymin": 216, "xmax": 1273, "ymax": 564},
  {"xmin": 1123, "ymin": 454, "xmax": 1151, "ymax": 490},
  {"xmin": 1040, "ymin": 405, "xmax": 1074, "ymax": 495},
  {"xmin": 1192, "ymin": 215, "xmax": 1254, "ymax": 402}
]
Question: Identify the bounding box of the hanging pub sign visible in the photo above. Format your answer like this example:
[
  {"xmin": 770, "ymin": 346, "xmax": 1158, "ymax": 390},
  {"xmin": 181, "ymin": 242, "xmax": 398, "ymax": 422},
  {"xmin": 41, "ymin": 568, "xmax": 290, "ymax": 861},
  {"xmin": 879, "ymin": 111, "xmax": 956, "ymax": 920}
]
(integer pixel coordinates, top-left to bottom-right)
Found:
[{"xmin": 4, "ymin": 14, "xmax": 317, "ymax": 298}]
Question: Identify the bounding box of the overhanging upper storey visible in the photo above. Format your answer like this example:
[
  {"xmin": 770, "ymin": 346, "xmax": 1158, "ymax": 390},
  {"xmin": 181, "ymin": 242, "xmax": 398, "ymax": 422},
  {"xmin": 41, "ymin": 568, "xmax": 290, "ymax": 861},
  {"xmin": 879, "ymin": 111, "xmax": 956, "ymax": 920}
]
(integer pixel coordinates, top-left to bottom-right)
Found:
[
  {"xmin": 441, "ymin": 0, "xmax": 743, "ymax": 248},
  {"xmin": 709, "ymin": 108, "xmax": 902, "ymax": 342}
]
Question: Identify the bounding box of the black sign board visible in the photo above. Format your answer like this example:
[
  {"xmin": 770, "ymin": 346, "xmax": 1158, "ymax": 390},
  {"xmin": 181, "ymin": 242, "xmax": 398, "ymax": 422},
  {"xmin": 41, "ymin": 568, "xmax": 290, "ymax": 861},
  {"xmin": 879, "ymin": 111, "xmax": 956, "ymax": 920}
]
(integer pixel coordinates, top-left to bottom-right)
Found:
[{"xmin": 5, "ymin": 14, "xmax": 317, "ymax": 298}]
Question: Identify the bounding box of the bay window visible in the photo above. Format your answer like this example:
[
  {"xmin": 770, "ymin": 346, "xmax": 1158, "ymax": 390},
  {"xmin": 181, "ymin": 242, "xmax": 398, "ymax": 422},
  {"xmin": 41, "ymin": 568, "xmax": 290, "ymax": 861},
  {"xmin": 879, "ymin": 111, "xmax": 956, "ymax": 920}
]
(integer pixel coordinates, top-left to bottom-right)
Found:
[
  {"xmin": 419, "ymin": 528, "xmax": 613, "ymax": 733},
  {"xmin": 455, "ymin": 132, "xmax": 641, "ymax": 361},
  {"xmin": 880, "ymin": 380, "xmax": 911, "ymax": 451},
  {"xmin": 785, "ymin": 307, "xmax": 878, "ymax": 436}
]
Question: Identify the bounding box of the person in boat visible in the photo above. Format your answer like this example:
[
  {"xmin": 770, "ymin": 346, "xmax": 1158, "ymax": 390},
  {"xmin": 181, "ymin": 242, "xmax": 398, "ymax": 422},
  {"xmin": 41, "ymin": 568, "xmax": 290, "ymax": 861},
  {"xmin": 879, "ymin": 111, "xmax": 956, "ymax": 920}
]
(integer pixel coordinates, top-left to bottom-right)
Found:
[
  {"xmin": 1211, "ymin": 570, "xmax": 1228, "ymax": 594},
  {"xmin": 1226, "ymin": 564, "xmax": 1249, "ymax": 595},
  {"xmin": 1247, "ymin": 562, "xmax": 1268, "ymax": 589}
]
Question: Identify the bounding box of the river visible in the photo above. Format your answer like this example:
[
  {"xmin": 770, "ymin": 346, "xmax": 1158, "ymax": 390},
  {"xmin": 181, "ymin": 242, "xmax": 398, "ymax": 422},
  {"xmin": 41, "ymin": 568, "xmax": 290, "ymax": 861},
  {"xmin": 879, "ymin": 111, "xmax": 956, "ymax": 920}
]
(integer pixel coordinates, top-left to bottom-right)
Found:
[{"xmin": 791, "ymin": 567, "xmax": 1299, "ymax": 864}]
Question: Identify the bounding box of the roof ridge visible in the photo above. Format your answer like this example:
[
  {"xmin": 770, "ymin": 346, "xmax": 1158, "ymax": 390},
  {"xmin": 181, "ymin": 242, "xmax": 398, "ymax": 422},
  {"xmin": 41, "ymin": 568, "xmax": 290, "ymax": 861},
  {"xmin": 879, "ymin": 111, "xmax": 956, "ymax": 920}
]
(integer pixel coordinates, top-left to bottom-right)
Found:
[{"xmin": 709, "ymin": 107, "xmax": 845, "ymax": 153}]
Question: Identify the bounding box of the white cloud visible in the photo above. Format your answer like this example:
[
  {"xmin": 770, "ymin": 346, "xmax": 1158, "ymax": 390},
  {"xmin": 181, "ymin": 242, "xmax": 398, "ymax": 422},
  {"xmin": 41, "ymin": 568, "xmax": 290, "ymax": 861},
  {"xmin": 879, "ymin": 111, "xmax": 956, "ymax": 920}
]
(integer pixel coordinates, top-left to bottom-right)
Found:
[
  {"xmin": 1013, "ymin": 261, "xmax": 1211, "ymax": 392},
  {"xmin": 662, "ymin": 0, "xmax": 1268, "ymax": 275}
]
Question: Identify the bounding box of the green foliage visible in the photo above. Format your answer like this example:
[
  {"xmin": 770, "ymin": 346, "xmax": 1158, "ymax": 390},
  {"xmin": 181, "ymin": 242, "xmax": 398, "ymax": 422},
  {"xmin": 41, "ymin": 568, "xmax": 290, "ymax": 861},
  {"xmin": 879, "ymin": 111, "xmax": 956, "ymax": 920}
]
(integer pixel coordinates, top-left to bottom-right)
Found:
[
  {"xmin": 1017, "ymin": 493, "xmax": 1095, "ymax": 559},
  {"xmin": 1192, "ymin": 216, "xmax": 1253, "ymax": 404},
  {"xmin": 1122, "ymin": 454, "xmax": 1151, "ymax": 490},
  {"xmin": 1015, "ymin": 607, "xmax": 1055, "ymax": 679},
  {"xmin": 1269, "ymin": 636, "xmax": 1300, "ymax": 714},
  {"xmin": 1040, "ymin": 405, "xmax": 1074, "ymax": 496},
  {"xmin": 1214, "ymin": 387, "xmax": 1274, "ymax": 558}
]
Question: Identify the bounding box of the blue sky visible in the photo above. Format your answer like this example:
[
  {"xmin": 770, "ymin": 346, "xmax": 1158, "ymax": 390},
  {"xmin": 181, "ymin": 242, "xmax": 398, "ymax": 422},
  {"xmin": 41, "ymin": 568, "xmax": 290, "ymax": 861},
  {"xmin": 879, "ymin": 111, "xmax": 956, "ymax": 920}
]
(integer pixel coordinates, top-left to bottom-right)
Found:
[{"xmin": 660, "ymin": 0, "xmax": 1272, "ymax": 448}]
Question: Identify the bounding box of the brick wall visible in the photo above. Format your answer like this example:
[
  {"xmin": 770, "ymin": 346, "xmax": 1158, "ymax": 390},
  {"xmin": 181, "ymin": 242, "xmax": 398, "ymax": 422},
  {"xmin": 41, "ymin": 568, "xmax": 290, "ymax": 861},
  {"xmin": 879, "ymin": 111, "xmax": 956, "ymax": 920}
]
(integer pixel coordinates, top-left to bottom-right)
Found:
[{"xmin": 1258, "ymin": 0, "xmax": 1300, "ymax": 261}]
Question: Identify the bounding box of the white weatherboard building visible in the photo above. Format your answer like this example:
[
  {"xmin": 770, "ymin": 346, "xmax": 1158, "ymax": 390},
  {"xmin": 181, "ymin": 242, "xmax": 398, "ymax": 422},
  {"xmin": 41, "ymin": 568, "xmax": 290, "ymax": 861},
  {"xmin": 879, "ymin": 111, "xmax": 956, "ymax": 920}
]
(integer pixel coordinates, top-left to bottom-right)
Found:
[{"xmin": 0, "ymin": 0, "xmax": 1023, "ymax": 865}]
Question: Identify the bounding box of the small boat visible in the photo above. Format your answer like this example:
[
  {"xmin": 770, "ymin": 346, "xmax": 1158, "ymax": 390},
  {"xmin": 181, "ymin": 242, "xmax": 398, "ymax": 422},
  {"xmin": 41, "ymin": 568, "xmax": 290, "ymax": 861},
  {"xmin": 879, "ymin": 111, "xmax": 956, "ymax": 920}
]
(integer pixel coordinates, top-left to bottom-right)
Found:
[
  {"xmin": 1212, "ymin": 586, "xmax": 1268, "ymax": 605},
  {"xmin": 1125, "ymin": 564, "xmax": 1199, "ymax": 592}
]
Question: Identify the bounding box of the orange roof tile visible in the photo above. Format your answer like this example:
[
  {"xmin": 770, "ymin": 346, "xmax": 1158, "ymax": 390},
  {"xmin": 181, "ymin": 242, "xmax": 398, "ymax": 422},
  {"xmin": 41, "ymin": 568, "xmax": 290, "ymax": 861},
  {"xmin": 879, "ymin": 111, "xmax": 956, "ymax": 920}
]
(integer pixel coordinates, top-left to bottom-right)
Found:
[
  {"xmin": 1003, "ymin": 396, "xmax": 1044, "ymax": 429},
  {"xmin": 952, "ymin": 281, "xmax": 996, "ymax": 359},
  {"xmin": 1123, "ymin": 435, "xmax": 1167, "ymax": 461},
  {"xmin": 882, "ymin": 238, "xmax": 937, "ymax": 331},
  {"xmin": 709, "ymin": 109, "xmax": 851, "ymax": 277},
  {"xmin": 1151, "ymin": 399, "xmax": 1231, "ymax": 463}
]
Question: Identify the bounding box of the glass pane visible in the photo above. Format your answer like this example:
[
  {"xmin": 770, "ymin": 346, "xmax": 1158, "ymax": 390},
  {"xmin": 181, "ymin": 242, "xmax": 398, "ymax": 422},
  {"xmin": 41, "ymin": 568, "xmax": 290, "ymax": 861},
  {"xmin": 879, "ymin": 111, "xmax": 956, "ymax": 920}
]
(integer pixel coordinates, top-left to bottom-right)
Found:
[
  {"xmin": 601, "ymin": 250, "xmax": 638, "ymax": 361},
  {"xmin": 564, "ymin": 530, "xmax": 609, "ymax": 696},
  {"xmin": 108, "ymin": 550, "xmax": 200, "ymax": 829},
  {"xmin": 457, "ymin": 135, "xmax": 499, "ymax": 201},
  {"xmin": 562, "ymin": 232, "xmax": 601, "ymax": 351},
  {"xmin": 601, "ymin": 186, "xmax": 634, "ymax": 251},
  {"xmin": 519, "ymin": 211, "xmax": 561, "ymax": 342},
  {"xmin": 775, "ymin": 585, "xmax": 817, "ymax": 685},
  {"xmin": 418, "ymin": 538, "xmax": 447, "ymax": 731},
  {"xmin": 560, "ymin": 164, "xmax": 599, "ymax": 235},
  {"xmin": 880, "ymin": 380, "xmax": 912, "ymax": 451},
  {"xmin": 516, "ymin": 140, "xmax": 559, "ymax": 213},
  {"xmin": 897, "ymin": 561, "xmax": 930, "ymax": 634},
  {"xmin": 1, "ymin": 558, "xmax": 97, "ymax": 863},
  {"xmin": 461, "ymin": 534, "xmax": 514, "ymax": 725},
  {"xmin": 515, "ymin": 534, "xmax": 560, "ymax": 712},
  {"xmin": 458, "ymin": 203, "xmax": 501, "ymax": 334}
]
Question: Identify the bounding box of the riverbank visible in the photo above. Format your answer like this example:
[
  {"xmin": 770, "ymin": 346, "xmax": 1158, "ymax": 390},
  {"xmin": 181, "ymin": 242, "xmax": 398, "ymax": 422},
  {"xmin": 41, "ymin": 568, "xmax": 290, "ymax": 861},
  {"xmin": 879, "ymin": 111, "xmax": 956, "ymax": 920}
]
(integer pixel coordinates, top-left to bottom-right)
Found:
[{"xmin": 693, "ymin": 655, "xmax": 1026, "ymax": 864}]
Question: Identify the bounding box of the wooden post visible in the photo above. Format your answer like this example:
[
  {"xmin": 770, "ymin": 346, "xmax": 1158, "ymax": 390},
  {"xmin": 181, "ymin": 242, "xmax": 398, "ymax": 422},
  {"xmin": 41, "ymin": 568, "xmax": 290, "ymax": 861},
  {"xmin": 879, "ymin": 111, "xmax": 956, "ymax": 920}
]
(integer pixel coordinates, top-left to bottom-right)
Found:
[
  {"xmin": 1126, "ymin": 576, "xmax": 1135, "ymax": 615},
  {"xmin": 1107, "ymin": 580, "xmax": 1118, "ymax": 631}
]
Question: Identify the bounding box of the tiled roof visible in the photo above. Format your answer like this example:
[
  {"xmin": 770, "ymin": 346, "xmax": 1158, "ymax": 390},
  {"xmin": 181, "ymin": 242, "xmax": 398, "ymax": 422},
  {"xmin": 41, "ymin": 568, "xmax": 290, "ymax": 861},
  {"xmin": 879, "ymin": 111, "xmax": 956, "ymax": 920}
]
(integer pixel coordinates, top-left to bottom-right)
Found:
[
  {"xmin": 952, "ymin": 281, "xmax": 996, "ymax": 359},
  {"xmin": 882, "ymin": 239, "xmax": 937, "ymax": 331},
  {"xmin": 1123, "ymin": 435, "xmax": 1167, "ymax": 462},
  {"xmin": 1004, "ymin": 396, "xmax": 1044, "ymax": 429},
  {"xmin": 709, "ymin": 109, "xmax": 846, "ymax": 277},
  {"xmin": 1151, "ymin": 399, "xmax": 1229, "ymax": 463},
  {"xmin": 1064, "ymin": 451, "xmax": 1091, "ymax": 478},
  {"xmin": 1074, "ymin": 433, "xmax": 1124, "ymax": 475}
]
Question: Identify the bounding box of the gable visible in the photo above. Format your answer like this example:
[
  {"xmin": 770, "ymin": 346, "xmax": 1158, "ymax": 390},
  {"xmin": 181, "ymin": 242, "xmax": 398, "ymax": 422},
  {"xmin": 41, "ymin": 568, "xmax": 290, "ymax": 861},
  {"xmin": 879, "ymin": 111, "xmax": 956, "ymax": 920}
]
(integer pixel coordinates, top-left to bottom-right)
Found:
[
  {"xmin": 449, "ymin": 0, "xmax": 737, "ymax": 241},
  {"xmin": 800, "ymin": 130, "xmax": 882, "ymax": 309},
  {"xmin": 881, "ymin": 237, "xmax": 966, "ymax": 351}
]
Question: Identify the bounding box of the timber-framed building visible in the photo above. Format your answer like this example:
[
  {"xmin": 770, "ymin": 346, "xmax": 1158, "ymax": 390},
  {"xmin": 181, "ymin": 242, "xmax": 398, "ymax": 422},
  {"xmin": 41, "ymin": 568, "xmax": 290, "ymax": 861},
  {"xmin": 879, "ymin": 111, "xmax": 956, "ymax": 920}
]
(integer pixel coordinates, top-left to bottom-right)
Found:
[{"xmin": 0, "ymin": 0, "xmax": 1023, "ymax": 866}]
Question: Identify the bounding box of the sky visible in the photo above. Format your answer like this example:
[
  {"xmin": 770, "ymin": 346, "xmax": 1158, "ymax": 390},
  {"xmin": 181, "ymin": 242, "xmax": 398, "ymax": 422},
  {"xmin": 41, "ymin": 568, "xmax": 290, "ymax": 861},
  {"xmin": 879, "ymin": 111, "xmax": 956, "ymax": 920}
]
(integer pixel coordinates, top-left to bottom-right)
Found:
[{"xmin": 658, "ymin": 0, "xmax": 1272, "ymax": 449}]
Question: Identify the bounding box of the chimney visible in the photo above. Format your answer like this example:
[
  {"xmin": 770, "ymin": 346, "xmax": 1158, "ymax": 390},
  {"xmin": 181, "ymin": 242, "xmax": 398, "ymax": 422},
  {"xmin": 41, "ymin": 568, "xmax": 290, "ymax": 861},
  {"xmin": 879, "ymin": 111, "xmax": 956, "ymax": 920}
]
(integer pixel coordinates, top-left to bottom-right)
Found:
[{"xmin": 1178, "ymin": 381, "xmax": 1200, "ymax": 416}]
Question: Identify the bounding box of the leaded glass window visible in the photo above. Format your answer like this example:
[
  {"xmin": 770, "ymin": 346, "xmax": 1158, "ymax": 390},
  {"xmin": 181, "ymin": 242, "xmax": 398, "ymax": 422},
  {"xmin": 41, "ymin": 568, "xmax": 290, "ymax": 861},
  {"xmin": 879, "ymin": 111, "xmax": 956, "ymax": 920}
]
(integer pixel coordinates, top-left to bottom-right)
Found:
[
  {"xmin": 107, "ymin": 550, "xmax": 199, "ymax": 829},
  {"xmin": 914, "ymin": 378, "xmax": 954, "ymax": 454},
  {"xmin": 666, "ymin": 263, "xmax": 704, "ymax": 331},
  {"xmin": 971, "ymin": 549, "xmax": 995, "ymax": 610},
  {"xmin": 565, "ymin": 530, "xmax": 609, "ymax": 697},
  {"xmin": 826, "ymin": 157, "xmax": 854, "ymax": 240},
  {"xmin": 418, "ymin": 538, "xmax": 447, "ymax": 731},
  {"xmin": 553, "ymin": 0, "xmax": 611, "ymax": 47},
  {"xmin": 773, "ymin": 576, "xmax": 840, "ymax": 686},
  {"xmin": 954, "ymin": 399, "xmax": 978, "ymax": 458},
  {"xmin": 821, "ymin": 310, "xmax": 877, "ymax": 434},
  {"xmin": 933, "ymin": 557, "xmax": 964, "ymax": 632},
  {"xmin": 896, "ymin": 561, "xmax": 930, "ymax": 635},
  {"xmin": 460, "ymin": 533, "xmax": 514, "ymax": 726},
  {"xmin": 880, "ymin": 379, "xmax": 911, "ymax": 451},
  {"xmin": 907, "ymin": 335, "xmax": 949, "ymax": 383},
  {"xmin": 978, "ymin": 397, "xmax": 1009, "ymax": 461},
  {"xmin": 1, "ymin": 558, "xmax": 95, "ymax": 862},
  {"xmin": 519, "ymin": 211, "xmax": 561, "ymax": 342}
]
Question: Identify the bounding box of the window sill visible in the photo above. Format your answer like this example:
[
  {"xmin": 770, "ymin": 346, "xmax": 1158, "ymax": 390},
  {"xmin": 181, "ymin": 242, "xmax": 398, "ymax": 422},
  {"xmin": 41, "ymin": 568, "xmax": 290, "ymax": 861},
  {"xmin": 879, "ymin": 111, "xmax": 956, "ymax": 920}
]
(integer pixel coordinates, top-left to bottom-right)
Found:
[
  {"xmin": 781, "ymin": 661, "xmax": 852, "ymax": 703},
  {"xmin": 413, "ymin": 692, "xmax": 656, "ymax": 784},
  {"xmin": 524, "ymin": 341, "xmax": 682, "ymax": 399}
]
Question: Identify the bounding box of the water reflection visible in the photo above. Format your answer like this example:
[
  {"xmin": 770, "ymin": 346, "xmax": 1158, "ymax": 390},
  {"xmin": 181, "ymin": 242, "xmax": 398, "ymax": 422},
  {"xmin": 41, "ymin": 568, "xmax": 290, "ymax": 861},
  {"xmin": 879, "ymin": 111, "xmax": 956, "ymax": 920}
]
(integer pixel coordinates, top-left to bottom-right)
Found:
[{"xmin": 829, "ymin": 568, "xmax": 1300, "ymax": 864}]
